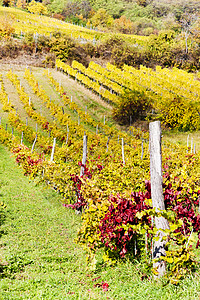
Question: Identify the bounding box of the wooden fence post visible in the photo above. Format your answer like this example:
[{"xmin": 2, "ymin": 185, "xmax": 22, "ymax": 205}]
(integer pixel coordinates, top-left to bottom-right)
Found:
[
  {"xmin": 80, "ymin": 134, "xmax": 87, "ymax": 177},
  {"xmin": 149, "ymin": 121, "xmax": 169, "ymax": 277}
]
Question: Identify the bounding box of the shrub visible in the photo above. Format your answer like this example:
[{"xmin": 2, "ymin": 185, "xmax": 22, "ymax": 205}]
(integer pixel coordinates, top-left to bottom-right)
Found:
[
  {"xmin": 0, "ymin": 40, "xmax": 20, "ymax": 58},
  {"xmin": 0, "ymin": 14, "xmax": 15, "ymax": 40},
  {"xmin": 112, "ymin": 90, "xmax": 152, "ymax": 125},
  {"xmin": 158, "ymin": 96, "xmax": 200, "ymax": 131}
]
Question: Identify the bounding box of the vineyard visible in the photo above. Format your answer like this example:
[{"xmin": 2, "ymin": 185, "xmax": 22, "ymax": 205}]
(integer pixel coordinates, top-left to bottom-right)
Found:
[
  {"xmin": 0, "ymin": 6, "xmax": 148, "ymax": 45},
  {"xmin": 0, "ymin": 58, "xmax": 199, "ymax": 298},
  {"xmin": 56, "ymin": 59, "xmax": 200, "ymax": 130}
]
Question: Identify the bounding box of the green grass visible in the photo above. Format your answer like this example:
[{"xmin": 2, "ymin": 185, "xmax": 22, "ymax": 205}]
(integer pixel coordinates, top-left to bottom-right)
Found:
[{"xmin": 0, "ymin": 145, "xmax": 199, "ymax": 299}]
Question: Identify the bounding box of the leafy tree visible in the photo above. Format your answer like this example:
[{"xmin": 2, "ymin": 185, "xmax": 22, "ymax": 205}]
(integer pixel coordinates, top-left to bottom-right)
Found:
[
  {"xmin": 179, "ymin": 12, "xmax": 198, "ymax": 54},
  {"xmin": 0, "ymin": 14, "xmax": 15, "ymax": 40},
  {"xmin": 16, "ymin": 0, "xmax": 27, "ymax": 9},
  {"xmin": 114, "ymin": 15, "xmax": 134, "ymax": 34},
  {"xmin": 27, "ymin": 0, "xmax": 48, "ymax": 15},
  {"xmin": 2, "ymin": 0, "xmax": 15, "ymax": 7},
  {"xmin": 48, "ymin": 0, "xmax": 68, "ymax": 14},
  {"xmin": 91, "ymin": 8, "xmax": 114, "ymax": 29}
]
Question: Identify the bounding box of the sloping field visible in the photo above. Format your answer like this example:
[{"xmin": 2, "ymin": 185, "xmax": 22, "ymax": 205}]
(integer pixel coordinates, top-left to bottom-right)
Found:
[
  {"xmin": 0, "ymin": 6, "xmax": 148, "ymax": 45},
  {"xmin": 0, "ymin": 63, "xmax": 199, "ymax": 298}
]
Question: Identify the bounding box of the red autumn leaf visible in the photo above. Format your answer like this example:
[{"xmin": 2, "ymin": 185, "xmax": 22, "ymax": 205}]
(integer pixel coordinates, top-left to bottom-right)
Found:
[{"xmin": 102, "ymin": 282, "xmax": 109, "ymax": 291}]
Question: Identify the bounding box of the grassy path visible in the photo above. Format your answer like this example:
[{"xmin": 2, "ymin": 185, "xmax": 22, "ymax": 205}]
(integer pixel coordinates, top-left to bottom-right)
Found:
[
  {"xmin": 0, "ymin": 144, "xmax": 199, "ymax": 299},
  {"xmin": 0, "ymin": 144, "xmax": 87, "ymax": 299}
]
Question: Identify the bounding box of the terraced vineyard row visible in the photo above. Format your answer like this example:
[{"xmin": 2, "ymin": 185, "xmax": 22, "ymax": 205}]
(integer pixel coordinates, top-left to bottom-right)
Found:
[{"xmin": 56, "ymin": 59, "xmax": 200, "ymax": 106}]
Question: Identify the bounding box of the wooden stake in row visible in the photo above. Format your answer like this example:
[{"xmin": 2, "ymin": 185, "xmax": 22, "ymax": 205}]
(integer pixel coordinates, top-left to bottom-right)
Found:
[
  {"xmin": 141, "ymin": 139, "xmax": 144, "ymax": 160},
  {"xmin": 80, "ymin": 134, "xmax": 87, "ymax": 177},
  {"xmin": 187, "ymin": 135, "xmax": 196, "ymax": 154},
  {"xmin": 122, "ymin": 138, "xmax": 125, "ymax": 165},
  {"xmin": 21, "ymin": 131, "xmax": 23, "ymax": 145},
  {"xmin": 31, "ymin": 134, "xmax": 37, "ymax": 153},
  {"xmin": 106, "ymin": 136, "xmax": 110, "ymax": 152},
  {"xmin": 66, "ymin": 124, "xmax": 69, "ymax": 145},
  {"xmin": 50, "ymin": 137, "xmax": 56, "ymax": 162}
]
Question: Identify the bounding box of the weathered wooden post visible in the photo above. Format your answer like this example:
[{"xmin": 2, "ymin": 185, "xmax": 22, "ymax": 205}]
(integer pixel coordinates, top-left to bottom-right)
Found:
[
  {"xmin": 191, "ymin": 137, "xmax": 193, "ymax": 154},
  {"xmin": 106, "ymin": 136, "xmax": 110, "ymax": 152},
  {"xmin": 66, "ymin": 124, "xmax": 69, "ymax": 145},
  {"xmin": 21, "ymin": 131, "xmax": 23, "ymax": 145},
  {"xmin": 122, "ymin": 138, "xmax": 125, "ymax": 165},
  {"xmin": 187, "ymin": 134, "xmax": 189, "ymax": 153},
  {"xmin": 50, "ymin": 137, "xmax": 56, "ymax": 162},
  {"xmin": 31, "ymin": 134, "xmax": 37, "ymax": 153},
  {"xmin": 80, "ymin": 134, "xmax": 87, "ymax": 177},
  {"xmin": 141, "ymin": 139, "xmax": 144, "ymax": 160},
  {"xmin": 149, "ymin": 121, "xmax": 169, "ymax": 277}
]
